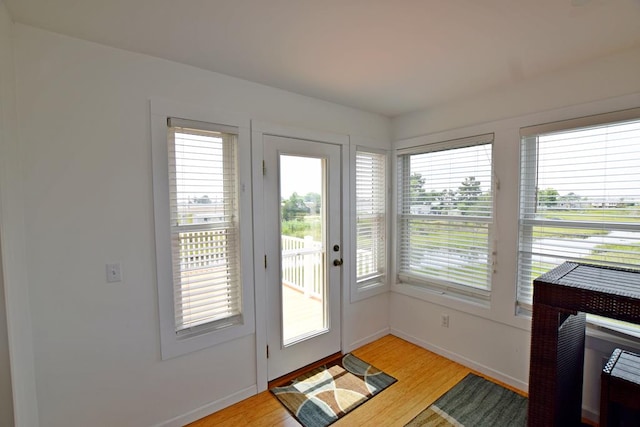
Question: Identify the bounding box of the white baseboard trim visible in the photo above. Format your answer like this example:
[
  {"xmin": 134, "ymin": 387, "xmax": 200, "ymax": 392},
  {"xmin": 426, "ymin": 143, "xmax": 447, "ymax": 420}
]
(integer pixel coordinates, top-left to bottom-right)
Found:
[
  {"xmin": 390, "ymin": 328, "xmax": 528, "ymax": 392},
  {"xmin": 155, "ymin": 385, "xmax": 257, "ymax": 427},
  {"xmin": 346, "ymin": 327, "xmax": 390, "ymax": 353},
  {"xmin": 390, "ymin": 328, "xmax": 602, "ymax": 423}
]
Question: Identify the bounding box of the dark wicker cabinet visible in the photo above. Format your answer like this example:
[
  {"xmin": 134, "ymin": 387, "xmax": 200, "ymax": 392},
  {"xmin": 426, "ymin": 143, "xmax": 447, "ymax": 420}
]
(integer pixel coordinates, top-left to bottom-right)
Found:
[
  {"xmin": 528, "ymin": 262, "xmax": 640, "ymax": 426},
  {"xmin": 601, "ymin": 348, "xmax": 640, "ymax": 427}
]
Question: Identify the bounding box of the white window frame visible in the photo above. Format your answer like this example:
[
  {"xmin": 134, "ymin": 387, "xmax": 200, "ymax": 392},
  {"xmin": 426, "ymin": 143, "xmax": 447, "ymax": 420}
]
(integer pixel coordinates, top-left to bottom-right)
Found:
[
  {"xmin": 395, "ymin": 133, "xmax": 494, "ymax": 305},
  {"xmin": 350, "ymin": 145, "xmax": 390, "ymax": 302},
  {"xmin": 150, "ymin": 99, "xmax": 254, "ymax": 359},
  {"xmin": 517, "ymin": 107, "xmax": 640, "ymax": 335}
]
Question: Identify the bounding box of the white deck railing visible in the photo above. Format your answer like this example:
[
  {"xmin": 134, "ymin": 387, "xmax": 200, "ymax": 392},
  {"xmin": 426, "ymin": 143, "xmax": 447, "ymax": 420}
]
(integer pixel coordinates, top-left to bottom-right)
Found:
[
  {"xmin": 281, "ymin": 235, "xmax": 323, "ymax": 297},
  {"xmin": 180, "ymin": 232, "xmax": 373, "ymax": 299}
]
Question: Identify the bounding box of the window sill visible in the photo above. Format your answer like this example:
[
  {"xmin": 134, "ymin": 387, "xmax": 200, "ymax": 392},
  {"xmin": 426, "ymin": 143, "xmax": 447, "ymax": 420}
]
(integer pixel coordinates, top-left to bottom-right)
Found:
[
  {"xmin": 351, "ymin": 280, "xmax": 389, "ymax": 303},
  {"xmin": 160, "ymin": 320, "xmax": 254, "ymax": 360},
  {"xmin": 391, "ymin": 281, "xmax": 490, "ymax": 316},
  {"xmin": 516, "ymin": 310, "xmax": 640, "ymax": 353},
  {"xmin": 586, "ymin": 324, "xmax": 640, "ymax": 354}
]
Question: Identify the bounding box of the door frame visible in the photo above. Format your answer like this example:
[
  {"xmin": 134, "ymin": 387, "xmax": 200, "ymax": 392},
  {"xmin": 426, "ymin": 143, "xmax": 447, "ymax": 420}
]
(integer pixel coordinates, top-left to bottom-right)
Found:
[{"xmin": 251, "ymin": 121, "xmax": 350, "ymax": 392}]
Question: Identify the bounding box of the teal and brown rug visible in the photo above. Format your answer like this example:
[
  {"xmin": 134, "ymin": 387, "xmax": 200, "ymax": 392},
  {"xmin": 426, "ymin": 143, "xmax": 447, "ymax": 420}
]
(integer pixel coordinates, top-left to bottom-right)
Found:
[
  {"xmin": 270, "ymin": 353, "xmax": 397, "ymax": 427},
  {"xmin": 405, "ymin": 373, "xmax": 527, "ymax": 426}
]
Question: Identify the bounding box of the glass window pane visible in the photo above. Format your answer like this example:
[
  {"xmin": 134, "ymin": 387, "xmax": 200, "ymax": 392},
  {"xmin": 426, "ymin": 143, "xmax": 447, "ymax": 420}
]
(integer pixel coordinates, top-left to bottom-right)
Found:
[{"xmin": 279, "ymin": 155, "xmax": 327, "ymax": 345}]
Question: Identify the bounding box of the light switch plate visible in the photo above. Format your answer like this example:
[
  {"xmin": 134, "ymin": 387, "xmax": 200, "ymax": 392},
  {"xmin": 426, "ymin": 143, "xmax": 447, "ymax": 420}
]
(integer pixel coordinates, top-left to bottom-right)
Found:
[{"xmin": 106, "ymin": 263, "xmax": 122, "ymax": 283}]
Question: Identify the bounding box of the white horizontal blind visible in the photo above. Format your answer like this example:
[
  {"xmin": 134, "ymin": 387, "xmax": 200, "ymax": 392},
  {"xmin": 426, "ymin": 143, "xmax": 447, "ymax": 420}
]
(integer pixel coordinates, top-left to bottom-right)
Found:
[
  {"xmin": 517, "ymin": 114, "xmax": 640, "ymax": 311},
  {"xmin": 397, "ymin": 135, "xmax": 493, "ymax": 298},
  {"xmin": 168, "ymin": 118, "xmax": 242, "ymax": 335},
  {"xmin": 356, "ymin": 149, "xmax": 386, "ymax": 289}
]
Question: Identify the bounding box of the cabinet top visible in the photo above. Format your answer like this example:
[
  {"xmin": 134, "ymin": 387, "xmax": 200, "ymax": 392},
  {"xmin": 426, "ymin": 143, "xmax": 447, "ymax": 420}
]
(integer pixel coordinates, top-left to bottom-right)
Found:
[{"xmin": 533, "ymin": 262, "xmax": 640, "ymax": 323}]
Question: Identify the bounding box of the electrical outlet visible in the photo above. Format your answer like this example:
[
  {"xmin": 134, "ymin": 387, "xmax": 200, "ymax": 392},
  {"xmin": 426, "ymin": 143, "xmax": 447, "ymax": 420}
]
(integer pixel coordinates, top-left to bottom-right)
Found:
[{"xmin": 441, "ymin": 314, "xmax": 449, "ymax": 328}]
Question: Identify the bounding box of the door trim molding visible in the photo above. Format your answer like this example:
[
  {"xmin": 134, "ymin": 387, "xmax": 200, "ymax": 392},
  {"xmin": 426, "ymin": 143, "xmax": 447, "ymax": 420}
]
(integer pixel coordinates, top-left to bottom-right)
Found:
[
  {"xmin": 252, "ymin": 121, "xmax": 349, "ymax": 146},
  {"xmin": 251, "ymin": 120, "xmax": 350, "ymax": 392},
  {"xmin": 267, "ymin": 351, "xmax": 342, "ymax": 389}
]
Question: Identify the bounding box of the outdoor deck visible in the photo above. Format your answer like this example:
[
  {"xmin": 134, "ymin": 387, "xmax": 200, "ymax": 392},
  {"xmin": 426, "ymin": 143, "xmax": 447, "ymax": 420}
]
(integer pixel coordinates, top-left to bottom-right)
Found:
[{"xmin": 282, "ymin": 284, "xmax": 324, "ymax": 343}]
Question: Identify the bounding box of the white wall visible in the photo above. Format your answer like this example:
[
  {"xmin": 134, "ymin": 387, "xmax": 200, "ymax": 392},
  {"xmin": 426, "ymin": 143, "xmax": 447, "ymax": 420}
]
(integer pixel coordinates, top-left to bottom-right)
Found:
[
  {"xmin": 0, "ymin": 1, "xmax": 37, "ymax": 425},
  {"xmin": 11, "ymin": 23, "xmax": 390, "ymax": 426},
  {"xmin": 0, "ymin": 241, "xmax": 14, "ymax": 426},
  {"xmin": 393, "ymin": 46, "xmax": 640, "ymax": 140},
  {"xmin": 390, "ymin": 45, "xmax": 640, "ymax": 422},
  {"xmin": 0, "ymin": 9, "xmax": 15, "ymax": 424}
]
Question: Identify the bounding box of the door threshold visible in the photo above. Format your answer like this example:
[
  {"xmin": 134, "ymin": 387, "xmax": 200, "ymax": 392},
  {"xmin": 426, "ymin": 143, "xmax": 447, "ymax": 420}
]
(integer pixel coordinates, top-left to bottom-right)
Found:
[{"xmin": 268, "ymin": 351, "xmax": 343, "ymax": 389}]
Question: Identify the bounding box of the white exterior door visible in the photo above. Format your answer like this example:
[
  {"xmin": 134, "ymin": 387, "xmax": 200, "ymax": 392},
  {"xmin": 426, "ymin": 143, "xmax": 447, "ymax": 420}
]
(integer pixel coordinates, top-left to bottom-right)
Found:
[{"xmin": 263, "ymin": 135, "xmax": 342, "ymax": 381}]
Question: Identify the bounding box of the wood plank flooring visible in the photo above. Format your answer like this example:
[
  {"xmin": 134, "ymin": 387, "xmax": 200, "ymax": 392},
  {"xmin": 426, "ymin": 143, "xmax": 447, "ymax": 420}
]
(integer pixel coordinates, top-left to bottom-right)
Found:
[{"xmin": 187, "ymin": 334, "xmax": 527, "ymax": 427}]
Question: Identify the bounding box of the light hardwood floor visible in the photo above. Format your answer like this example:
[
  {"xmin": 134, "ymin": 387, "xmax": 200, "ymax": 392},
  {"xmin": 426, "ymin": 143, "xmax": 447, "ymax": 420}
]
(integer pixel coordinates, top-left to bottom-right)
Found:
[{"xmin": 187, "ymin": 334, "xmax": 527, "ymax": 427}]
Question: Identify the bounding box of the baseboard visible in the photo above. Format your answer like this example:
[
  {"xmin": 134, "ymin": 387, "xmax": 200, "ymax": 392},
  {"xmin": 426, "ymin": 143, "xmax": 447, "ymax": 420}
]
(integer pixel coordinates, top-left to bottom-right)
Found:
[
  {"xmin": 345, "ymin": 327, "xmax": 390, "ymax": 353},
  {"xmin": 390, "ymin": 328, "xmax": 528, "ymax": 392},
  {"xmin": 154, "ymin": 384, "xmax": 257, "ymax": 427},
  {"xmin": 390, "ymin": 328, "xmax": 603, "ymax": 423}
]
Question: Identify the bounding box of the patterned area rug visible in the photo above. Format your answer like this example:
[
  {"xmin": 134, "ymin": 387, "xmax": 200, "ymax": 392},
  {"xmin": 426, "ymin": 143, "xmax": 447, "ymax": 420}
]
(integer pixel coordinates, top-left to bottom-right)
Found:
[
  {"xmin": 405, "ymin": 373, "xmax": 527, "ymax": 426},
  {"xmin": 270, "ymin": 353, "xmax": 397, "ymax": 427}
]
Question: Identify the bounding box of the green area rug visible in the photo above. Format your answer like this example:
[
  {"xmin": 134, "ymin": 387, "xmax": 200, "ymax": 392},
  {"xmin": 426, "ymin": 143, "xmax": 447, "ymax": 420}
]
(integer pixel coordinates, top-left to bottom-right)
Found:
[
  {"xmin": 271, "ymin": 353, "xmax": 397, "ymax": 427},
  {"xmin": 405, "ymin": 373, "xmax": 527, "ymax": 426}
]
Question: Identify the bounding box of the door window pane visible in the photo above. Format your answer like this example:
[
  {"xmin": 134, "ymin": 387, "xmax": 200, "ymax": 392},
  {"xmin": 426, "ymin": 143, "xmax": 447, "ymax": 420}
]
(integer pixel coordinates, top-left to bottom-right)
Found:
[{"xmin": 279, "ymin": 155, "xmax": 327, "ymax": 345}]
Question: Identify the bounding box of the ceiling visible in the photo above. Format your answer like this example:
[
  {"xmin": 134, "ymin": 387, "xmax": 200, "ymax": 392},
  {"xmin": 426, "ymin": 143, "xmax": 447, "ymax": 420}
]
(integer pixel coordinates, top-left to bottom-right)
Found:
[{"xmin": 5, "ymin": 0, "xmax": 640, "ymax": 117}]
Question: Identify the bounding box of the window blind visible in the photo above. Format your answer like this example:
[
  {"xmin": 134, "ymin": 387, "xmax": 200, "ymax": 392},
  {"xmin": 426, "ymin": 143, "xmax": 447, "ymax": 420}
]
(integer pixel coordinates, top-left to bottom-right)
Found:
[
  {"xmin": 168, "ymin": 118, "xmax": 242, "ymax": 334},
  {"xmin": 397, "ymin": 134, "xmax": 493, "ymax": 299},
  {"xmin": 517, "ymin": 112, "xmax": 640, "ymax": 312},
  {"xmin": 356, "ymin": 149, "xmax": 387, "ymax": 289}
]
